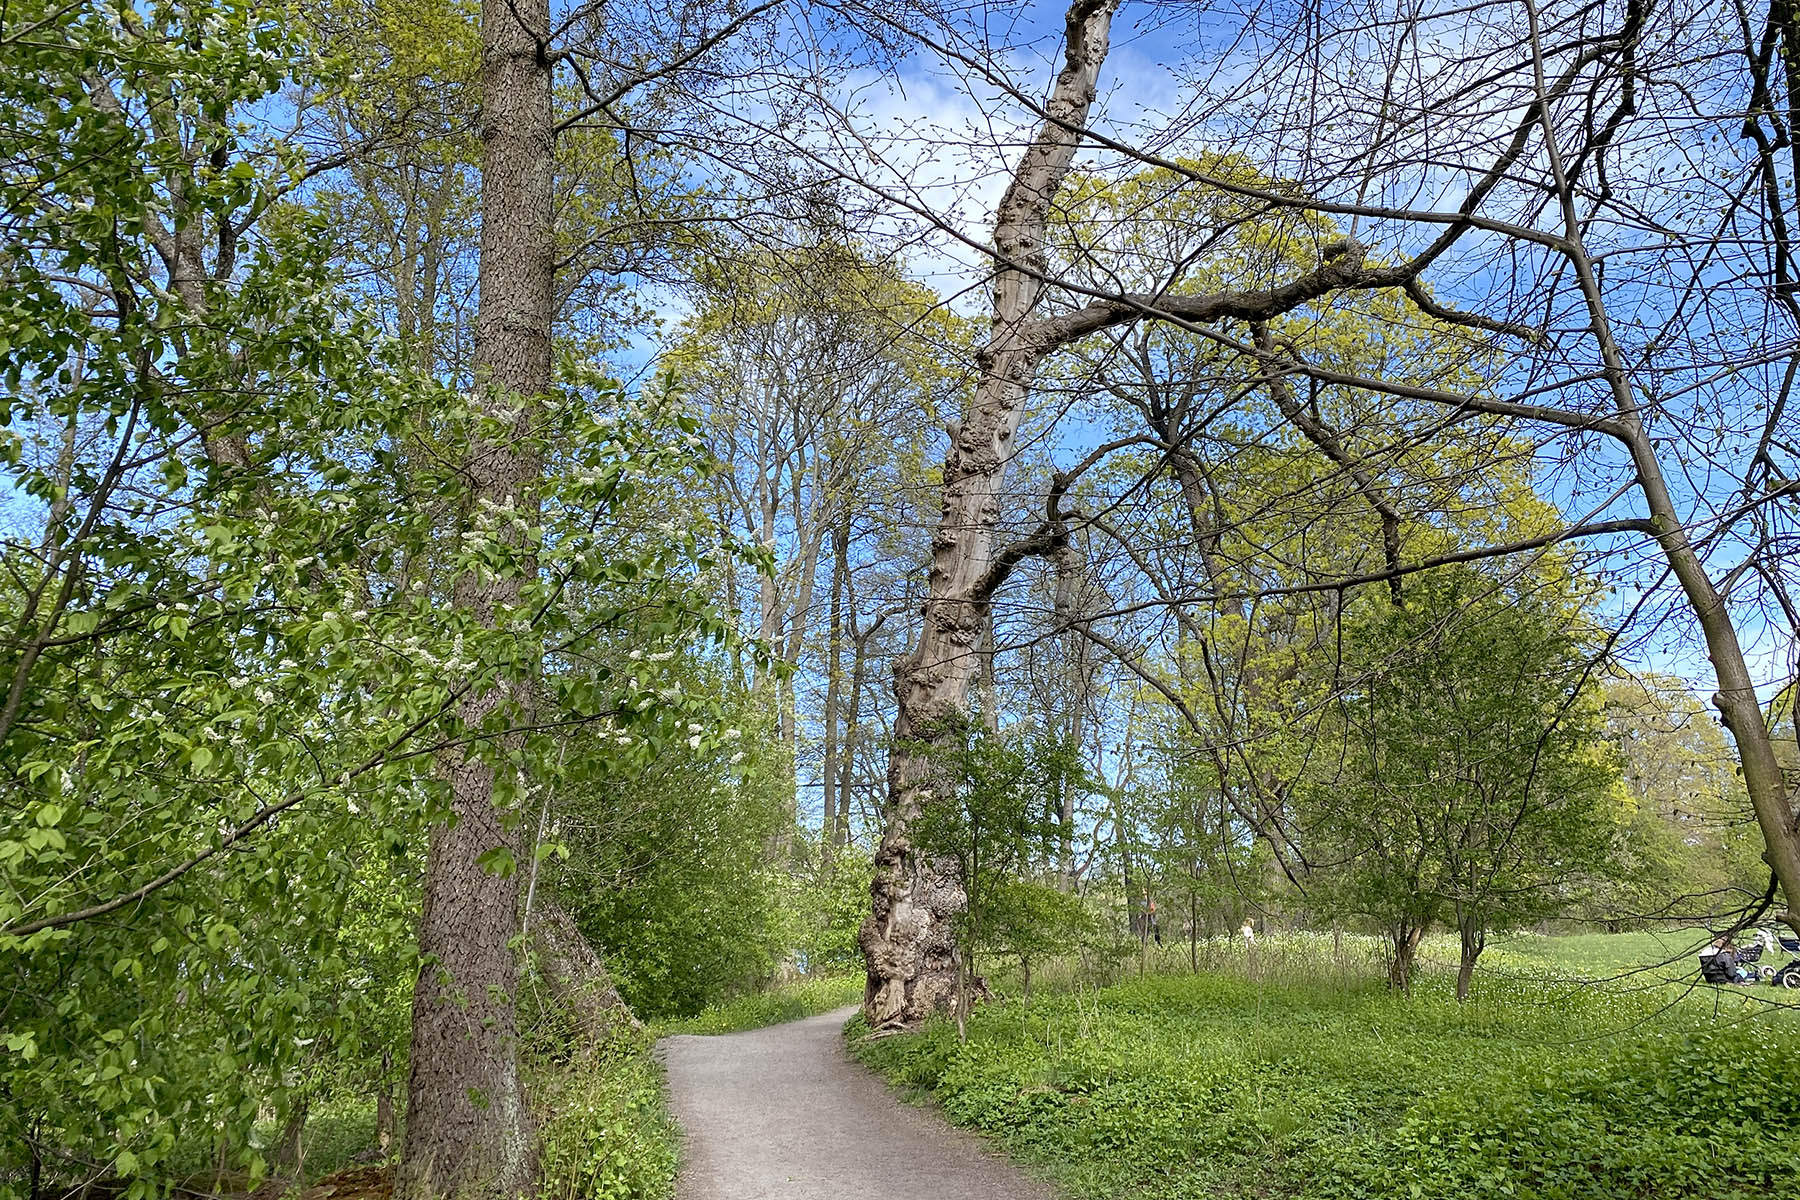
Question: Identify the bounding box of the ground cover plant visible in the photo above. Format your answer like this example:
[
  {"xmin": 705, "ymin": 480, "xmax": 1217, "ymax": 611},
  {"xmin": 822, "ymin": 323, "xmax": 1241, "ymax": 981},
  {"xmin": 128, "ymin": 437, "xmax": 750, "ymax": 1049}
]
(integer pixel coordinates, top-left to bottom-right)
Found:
[
  {"xmin": 218, "ymin": 973, "xmax": 855, "ymax": 1200},
  {"xmin": 851, "ymin": 939, "xmax": 1800, "ymax": 1200}
]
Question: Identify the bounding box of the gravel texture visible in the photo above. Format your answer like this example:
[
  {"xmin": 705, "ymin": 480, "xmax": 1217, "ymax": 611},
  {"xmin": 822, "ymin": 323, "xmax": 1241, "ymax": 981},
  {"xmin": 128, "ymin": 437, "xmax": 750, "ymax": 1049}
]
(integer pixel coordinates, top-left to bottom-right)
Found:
[{"xmin": 659, "ymin": 1005, "xmax": 1056, "ymax": 1200}]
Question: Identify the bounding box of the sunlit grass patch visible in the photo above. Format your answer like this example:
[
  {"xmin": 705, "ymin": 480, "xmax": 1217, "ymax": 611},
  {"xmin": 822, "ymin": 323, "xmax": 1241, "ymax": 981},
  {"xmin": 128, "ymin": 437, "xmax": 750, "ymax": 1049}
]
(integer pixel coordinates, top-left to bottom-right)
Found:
[{"xmin": 655, "ymin": 973, "xmax": 863, "ymax": 1036}]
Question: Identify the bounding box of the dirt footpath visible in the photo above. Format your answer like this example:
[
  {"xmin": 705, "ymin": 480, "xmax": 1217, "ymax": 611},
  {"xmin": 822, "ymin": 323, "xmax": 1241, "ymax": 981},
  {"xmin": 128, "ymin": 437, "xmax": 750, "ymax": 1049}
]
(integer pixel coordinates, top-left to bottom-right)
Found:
[{"xmin": 659, "ymin": 1006, "xmax": 1057, "ymax": 1200}]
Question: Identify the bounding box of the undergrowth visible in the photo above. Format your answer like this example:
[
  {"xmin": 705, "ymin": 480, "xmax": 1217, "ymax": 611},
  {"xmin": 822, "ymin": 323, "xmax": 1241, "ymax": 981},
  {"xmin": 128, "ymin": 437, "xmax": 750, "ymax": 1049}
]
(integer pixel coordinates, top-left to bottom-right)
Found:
[
  {"xmin": 850, "ymin": 958, "xmax": 1800, "ymax": 1200},
  {"xmin": 529, "ymin": 1031, "xmax": 677, "ymax": 1200}
]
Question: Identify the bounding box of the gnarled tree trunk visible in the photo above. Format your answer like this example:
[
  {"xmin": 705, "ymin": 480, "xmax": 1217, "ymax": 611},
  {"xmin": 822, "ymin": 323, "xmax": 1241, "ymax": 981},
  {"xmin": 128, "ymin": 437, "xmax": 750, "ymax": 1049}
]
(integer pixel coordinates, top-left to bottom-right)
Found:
[
  {"xmin": 858, "ymin": 0, "xmax": 1448, "ymax": 1027},
  {"xmin": 1387, "ymin": 923, "xmax": 1425, "ymax": 994},
  {"xmin": 861, "ymin": 0, "xmax": 1121, "ymax": 1030}
]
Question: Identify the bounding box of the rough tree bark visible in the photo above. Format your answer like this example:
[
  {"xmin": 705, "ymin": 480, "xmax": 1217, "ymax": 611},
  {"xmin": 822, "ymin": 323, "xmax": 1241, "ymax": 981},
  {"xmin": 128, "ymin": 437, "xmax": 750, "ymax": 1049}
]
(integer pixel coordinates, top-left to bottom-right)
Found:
[
  {"xmin": 396, "ymin": 0, "xmax": 552, "ymax": 1193},
  {"xmin": 861, "ymin": 0, "xmax": 1122, "ymax": 1029}
]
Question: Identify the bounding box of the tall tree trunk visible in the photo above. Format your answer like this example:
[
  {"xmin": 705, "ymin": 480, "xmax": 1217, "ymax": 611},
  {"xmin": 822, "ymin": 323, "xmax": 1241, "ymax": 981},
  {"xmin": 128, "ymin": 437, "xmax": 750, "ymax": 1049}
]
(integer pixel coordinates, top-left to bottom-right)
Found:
[
  {"xmin": 820, "ymin": 525, "xmax": 847, "ymax": 856},
  {"xmin": 1632, "ymin": 452, "xmax": 1800, "ymax": 933},
  {"xmin": 1058, "ymin": 664, "xmax": 1086, "ymax": 889},
  {"xmin": 1052, "ymin": 535, "xmax": 1089, "ymax": 887},
  {"xmin": 754, "ymin": 468, "xmax": 781, "ymax": 700},
  {"xmin": 397, "ymin": 0, "xmax": 551, "ymax": 1193},
  {"xmin": 377, "ymin": 1049, "xmax": 396, "ymax": 1154},
  {"xmin": 862, "ymin": 0, "xmax": 1120, "ymax": 1031},
  {"xmin": 1119, "ymin": 819, "xmax": 1137, "ymax": 940},
  {"xmin": 717, "ymin": 500, "xmax": 746, "ymax": 686},
  {"xmin": 976, "ymin": 615, "xmax": 999, "ymax": 734},
  {"xmin": 1529, "ymin": 43, "xmax": 1800, "ymax": 930},
  {"xmin": 836, "ymin": 618, "xmax": 870, "ymax": 849}
]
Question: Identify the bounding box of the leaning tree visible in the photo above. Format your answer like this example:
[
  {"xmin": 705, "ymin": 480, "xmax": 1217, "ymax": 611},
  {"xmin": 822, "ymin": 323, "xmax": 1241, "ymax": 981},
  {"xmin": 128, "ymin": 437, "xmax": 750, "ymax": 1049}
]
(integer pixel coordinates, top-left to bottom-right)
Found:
[{"xmin": 840, "ymin": 0, "xmax": 1800, "ymax": 1025}]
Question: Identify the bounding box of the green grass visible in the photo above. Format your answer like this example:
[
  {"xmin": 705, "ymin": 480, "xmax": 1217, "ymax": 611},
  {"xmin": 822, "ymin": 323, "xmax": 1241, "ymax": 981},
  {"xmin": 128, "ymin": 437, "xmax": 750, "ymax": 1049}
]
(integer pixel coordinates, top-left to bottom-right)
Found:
[
  {"xmin": 1053, "ymin": 926, "xmax": 1739, "ymax": 989},
  {"xmin": 1474, "ymin": 927, "xmax": 1719, "ymax": 979},
  {"xmin": 654, "ymin": 973, "xmax": 863, "ymax": 1035},
  {"xmin": 850, "ymin": 939, "xmax": 1800, "ymax": 1200}
]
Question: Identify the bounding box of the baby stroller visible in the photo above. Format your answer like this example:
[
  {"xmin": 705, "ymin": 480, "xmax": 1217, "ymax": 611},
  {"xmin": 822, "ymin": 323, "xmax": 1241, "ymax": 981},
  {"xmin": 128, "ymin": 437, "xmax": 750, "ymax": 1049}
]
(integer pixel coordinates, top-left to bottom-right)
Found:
[{"xmin": 1773, "ymin": 934, "xmax": 1800, "ymax": 990}]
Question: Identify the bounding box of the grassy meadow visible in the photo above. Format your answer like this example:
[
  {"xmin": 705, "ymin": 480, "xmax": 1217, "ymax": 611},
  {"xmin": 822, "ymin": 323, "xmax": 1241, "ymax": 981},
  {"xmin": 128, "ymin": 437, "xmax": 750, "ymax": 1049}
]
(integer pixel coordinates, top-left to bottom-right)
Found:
[{"xmin": 850, "ymin": 931, "xmax": 1800, "ymax": 1200}]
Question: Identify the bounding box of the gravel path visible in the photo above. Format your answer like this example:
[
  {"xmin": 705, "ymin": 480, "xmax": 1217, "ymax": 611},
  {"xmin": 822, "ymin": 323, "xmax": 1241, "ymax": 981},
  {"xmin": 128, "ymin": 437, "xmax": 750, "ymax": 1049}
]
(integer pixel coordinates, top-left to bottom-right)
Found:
[{"xmin": 659, "ymin": 1006, "xmax": 1056, "ymax": 1200}]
